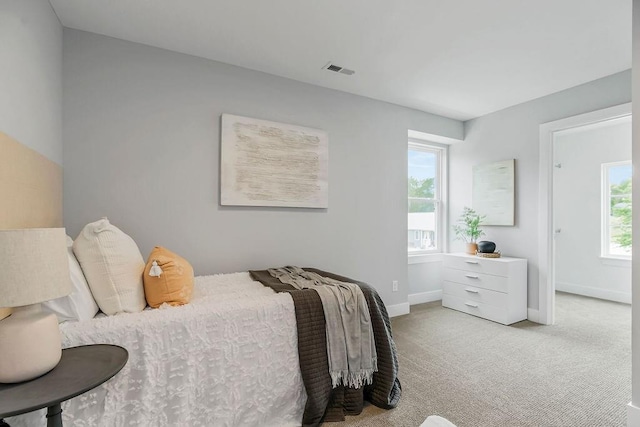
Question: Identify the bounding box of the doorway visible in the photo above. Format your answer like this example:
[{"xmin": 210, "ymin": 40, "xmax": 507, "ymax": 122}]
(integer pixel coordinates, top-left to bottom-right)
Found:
[
  {"xmin": 553, "ymin": 116, "xmax": 632, "ymax": 303},
  {"xmin": 538, "ymin": 103, "xmax": 632, "ymax": 325}
]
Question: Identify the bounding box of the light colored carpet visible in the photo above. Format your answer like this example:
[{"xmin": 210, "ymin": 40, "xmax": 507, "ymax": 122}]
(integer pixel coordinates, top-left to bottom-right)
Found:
[{"xmin": 336, "ymin": 292, "xmax": 630, "ymax": 427}]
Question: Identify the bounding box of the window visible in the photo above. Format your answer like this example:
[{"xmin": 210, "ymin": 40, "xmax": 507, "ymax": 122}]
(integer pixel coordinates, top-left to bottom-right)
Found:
[
  {"xmin": 602, "ymin": 161, "xmax": 632, "ymax": 259},
  {"xmin": 408, "ymin": 141, "xmax": 446, "ymax": 254}
]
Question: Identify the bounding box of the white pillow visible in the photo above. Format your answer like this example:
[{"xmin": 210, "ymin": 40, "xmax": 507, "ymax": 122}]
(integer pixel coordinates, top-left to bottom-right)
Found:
[
  {"xmin": 42, "ymin": 236, "xmax": 100, "ymax": 322},
  {"xmin": 421, "ymin": 416, "xmax": 457, "ymax": 427},
  {"xmin": 73, "ymin": 218, "xmax": 146, "ymax": 315}
]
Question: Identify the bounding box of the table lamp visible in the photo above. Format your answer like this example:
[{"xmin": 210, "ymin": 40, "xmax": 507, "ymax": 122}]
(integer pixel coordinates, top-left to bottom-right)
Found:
[{"xmin": 0, "ymin": 228, "xmax": 71, "ymax": 383}]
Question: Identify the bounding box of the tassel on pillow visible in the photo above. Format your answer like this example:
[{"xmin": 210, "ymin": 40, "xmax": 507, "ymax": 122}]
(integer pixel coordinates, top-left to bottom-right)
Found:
[{"xmin": 149, "ymin": 261, "xmax": 163, "ymax": 277}]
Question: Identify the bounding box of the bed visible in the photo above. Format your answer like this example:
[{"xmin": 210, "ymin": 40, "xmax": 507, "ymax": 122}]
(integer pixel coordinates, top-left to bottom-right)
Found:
[
  {"xmin": 2, "ymin": 132, "xmax": 400, "ymax": 426},
  {"xmin": 7, "ymin": 270, "xmax": 400, "ymax": 426},
  {"xmin": 9, "ymin": 273, "xmax": 306, "ymax": 426}
]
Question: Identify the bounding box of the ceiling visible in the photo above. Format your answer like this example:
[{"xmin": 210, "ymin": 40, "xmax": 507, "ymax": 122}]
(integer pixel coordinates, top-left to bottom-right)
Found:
[{"xmin": 49, "ymin": 0, "xmax": 632, "ymax": 121}]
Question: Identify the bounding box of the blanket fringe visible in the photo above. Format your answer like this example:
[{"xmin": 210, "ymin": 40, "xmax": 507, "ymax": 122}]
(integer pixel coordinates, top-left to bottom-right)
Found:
[{"xmin": 330, "ymin": 363, "xmax": 378, "ymax": 389}]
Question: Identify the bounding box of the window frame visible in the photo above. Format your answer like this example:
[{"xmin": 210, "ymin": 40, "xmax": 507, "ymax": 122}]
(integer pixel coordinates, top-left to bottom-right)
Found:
[
  {"xmin": 407, "ymin": 139, "xmax": 448, "ymax": 257},
  {"xmin": 601, "ymin": 160, "xmax": 632, "ymax": 260}
]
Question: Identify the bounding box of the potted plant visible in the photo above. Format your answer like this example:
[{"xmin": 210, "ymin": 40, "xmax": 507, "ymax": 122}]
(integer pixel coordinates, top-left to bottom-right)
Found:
[{"xmin": 453, "ymin": 207, "xmax": 486, "ymax": 254}]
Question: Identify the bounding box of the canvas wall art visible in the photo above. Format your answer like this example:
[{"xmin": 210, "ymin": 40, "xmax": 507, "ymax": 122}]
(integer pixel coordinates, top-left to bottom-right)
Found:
[
  {"xmin": 472, "ymin": 159, "xmax": 515, "ymax": 226},
  {"xmin": 220, "ymin": 114, "xmax": 328, "ymax": 208}
]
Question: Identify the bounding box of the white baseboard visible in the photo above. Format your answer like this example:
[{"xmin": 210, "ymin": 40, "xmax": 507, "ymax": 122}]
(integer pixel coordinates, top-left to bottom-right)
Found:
[
  {"xmin": 409, "ymin": 290, "xmax": 443, "ymax": 305},
  {"xmin": 387, "ymin": 302, "xmax": 410, "ymax": 318},
  {"xmin": 527, "ymin": 308, "xmax": 541, "ymax": 323},
  {"xmin": 556, "ymin": 281, "xmax": 631, "ymax": 304},
  {"xmin": 627, "ymin": 402, "xmax": 640, "ymax": 426}
]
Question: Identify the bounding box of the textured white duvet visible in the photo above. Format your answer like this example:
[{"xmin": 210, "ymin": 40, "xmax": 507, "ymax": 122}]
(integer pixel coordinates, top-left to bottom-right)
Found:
[{"xmin": 9, "ymin": 273, "xmax": 307, "ymax": 427}]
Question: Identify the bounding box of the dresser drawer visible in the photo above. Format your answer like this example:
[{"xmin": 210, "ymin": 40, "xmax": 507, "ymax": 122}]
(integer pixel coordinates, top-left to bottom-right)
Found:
[
  {"xmin": 443, "ymin": 281, "xmax": 508, "ymax": 307},
  {"xmin": 443, "ymin": 255, "xmax": 509, "ymax": 277},
  {"xmin": 442, "ymin": 294, "xmax": 509, "ymax": 325},
  {"xmin": 443, "ymin": 268, "xmax": 508, "ymax": 293}
]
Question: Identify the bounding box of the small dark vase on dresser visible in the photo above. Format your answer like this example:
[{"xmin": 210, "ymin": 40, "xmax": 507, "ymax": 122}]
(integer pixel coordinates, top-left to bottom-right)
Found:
[{"xmin": 477, "ymin": 241, "xmax": 496, "ymax": 253}]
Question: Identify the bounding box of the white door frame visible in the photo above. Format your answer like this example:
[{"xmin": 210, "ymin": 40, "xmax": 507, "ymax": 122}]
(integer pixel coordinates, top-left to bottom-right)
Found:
[{"xmin": 538, "ymin": 102, "xmax": 632, "ymax": 325}]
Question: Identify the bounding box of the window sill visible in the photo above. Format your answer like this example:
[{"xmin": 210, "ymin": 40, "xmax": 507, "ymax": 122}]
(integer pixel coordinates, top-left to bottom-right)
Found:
[
  {"xmin": 600, "ymin": 256, "xmax": 631, "ymax": 267},
  {"xmin": 408, "ymin": 253, "xmax": 443, "ymax": 264}
]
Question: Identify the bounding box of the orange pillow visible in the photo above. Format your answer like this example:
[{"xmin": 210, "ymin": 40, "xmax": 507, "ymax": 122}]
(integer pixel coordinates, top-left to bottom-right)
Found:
[{"xmin": 143, "ymin": 247, "xmax": 194, "ymax": 308}]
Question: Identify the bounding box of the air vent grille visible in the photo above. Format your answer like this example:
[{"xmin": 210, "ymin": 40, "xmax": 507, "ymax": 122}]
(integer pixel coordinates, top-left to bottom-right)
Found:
[{"xmin": 323, "ymin": 62, "xmax": 355, "ymax": 76}]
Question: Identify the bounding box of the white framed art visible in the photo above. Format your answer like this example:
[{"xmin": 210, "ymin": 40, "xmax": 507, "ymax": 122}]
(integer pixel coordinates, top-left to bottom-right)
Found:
[
  {"xmin": 220, "ymin": 114, "xmax": 328, "ymax": 208},
  {"xmin": 472, "ymin": 159, "xmax": 515, "ymax": 226}
]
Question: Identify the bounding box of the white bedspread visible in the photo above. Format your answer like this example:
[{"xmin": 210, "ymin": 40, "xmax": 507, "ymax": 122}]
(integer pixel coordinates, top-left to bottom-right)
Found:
[{"xmin": 8, "ymin": 273, "xmax": 307, "ymax": 427}]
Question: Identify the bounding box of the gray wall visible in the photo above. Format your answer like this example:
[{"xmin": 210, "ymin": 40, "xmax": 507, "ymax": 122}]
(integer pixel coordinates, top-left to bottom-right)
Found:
[
  {"xmin": 62, "ymin": 29, "xmax": 464, "ymax": 309},
  {"xmin": 450, "ymin": 70, "xmax": 631, "ymax": 310},
  {"xmin": 0, "ymin": 0, "xmax": 62, "ymax": 164}
]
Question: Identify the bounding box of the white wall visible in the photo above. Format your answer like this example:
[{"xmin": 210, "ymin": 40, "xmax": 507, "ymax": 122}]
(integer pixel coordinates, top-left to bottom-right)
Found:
[
  {"xmin": 450, "ymin": 70, "xmax": 631, "ymax": 311},
  {"xmin": 62, "ymin": 29, "xmax": 464, "ymax": 310},
  {"xmin": 0, "ymin": 0, "xmax": 62, "ymax": 164},
  {"xmin": 408, "ymin": 256, "xmax": 443, "ymax": 304},
  {"xmin": 554, "ymin": 119, "xmax": 631, "ymax": 303},
  {"xmin": 630, "ymin": 0, "xmax": 640, "ymax": 422}
]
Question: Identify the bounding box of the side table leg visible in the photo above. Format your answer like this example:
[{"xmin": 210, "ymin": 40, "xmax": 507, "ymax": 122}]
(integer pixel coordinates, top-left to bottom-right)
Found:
[{"xmin": 46, "ymin": 403, "xmax": 63, "ymax": 427}]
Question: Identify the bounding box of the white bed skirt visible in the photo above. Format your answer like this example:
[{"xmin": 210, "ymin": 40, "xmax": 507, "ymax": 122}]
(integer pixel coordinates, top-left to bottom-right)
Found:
[{"xmin": 8, "ymin": 273, "xmax": 307, "ymax": 426}]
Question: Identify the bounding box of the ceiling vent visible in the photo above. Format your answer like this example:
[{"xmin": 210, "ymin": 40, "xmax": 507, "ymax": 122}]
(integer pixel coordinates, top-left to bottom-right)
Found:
[{"xmin": 322, "ymin": 62, "xmax": 355, "ymax": 76}]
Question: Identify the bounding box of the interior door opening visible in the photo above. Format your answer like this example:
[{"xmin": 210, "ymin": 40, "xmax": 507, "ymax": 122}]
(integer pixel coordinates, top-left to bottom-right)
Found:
[
  {"xmin": 538, "ymin": 103, "xmax": 631, "ymax": 325},
  {"xmin": 552, "ymin": 116, "xmax": 632, "ymax": 311}
]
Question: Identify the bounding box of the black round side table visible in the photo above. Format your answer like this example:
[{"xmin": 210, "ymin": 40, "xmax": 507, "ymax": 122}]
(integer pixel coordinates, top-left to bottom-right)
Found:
[{"xmin": 0, "ymin": 344, "xmax": 128, "ymax": 427}]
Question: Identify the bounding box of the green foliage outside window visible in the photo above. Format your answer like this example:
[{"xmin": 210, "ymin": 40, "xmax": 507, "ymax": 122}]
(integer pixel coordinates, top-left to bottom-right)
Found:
[
  {"xmin": 408, "ymin": 177, "xmax": 434, "ymax": 213},
  {"xmin": 610, "ymin": 178, "xmax": 632, "ymax": 249}
]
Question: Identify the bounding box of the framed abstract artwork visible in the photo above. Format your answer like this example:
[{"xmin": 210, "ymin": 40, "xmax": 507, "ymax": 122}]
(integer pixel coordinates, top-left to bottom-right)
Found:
[
  {"xmin": 472, "ymin": 159, "xmax": 515, "ymax": 226},
  {"xmin": 220, "ymin": 114, "xmax": 328, "ymax": 208}
]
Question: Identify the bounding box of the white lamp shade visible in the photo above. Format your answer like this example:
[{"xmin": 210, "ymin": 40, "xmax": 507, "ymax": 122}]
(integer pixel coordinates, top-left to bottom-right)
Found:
[{"xmin": 0, "ymin": 228, "xmax": 71, "ymax": 307}]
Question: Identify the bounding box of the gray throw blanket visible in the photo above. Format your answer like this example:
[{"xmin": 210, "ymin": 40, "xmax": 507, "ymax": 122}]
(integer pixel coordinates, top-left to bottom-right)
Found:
[
  {"xmin": 268, "ymin": 266, "xmax": 378, "ymax": 389},
  {"xmin": 250, "ymin": 268, "xmax": 402, "ymax": 425}
]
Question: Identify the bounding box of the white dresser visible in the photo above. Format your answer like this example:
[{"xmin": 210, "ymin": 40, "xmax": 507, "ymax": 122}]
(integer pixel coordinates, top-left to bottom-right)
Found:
[{"xmin": 442, "ymin": 253, "xmax": 527, "ymax": 325}]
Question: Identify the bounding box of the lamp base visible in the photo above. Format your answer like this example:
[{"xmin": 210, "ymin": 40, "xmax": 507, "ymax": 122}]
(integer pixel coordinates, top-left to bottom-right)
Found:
[{"xmin": 0, "ymin": 304, "xmax": 62, "ymax": 383}]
